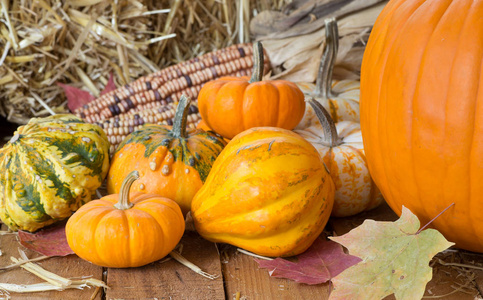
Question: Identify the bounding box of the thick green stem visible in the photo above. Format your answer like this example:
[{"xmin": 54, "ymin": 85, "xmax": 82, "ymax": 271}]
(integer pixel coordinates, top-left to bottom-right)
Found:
[
  {"xmin": 171, "ymin": 95, "xmax": 191, "ymax": 139},
  {"xmin": 308, "ymin": 98, "xmax": 340, "ymax": 147},
  {"xmin": 248, "ymin": 41, "xmax": 264, "ymax": 83},
  {"xmin": 314, "ymin": 18, "xmax": 339, "ymax": 99},
  {"xmin": 114, "ymin": 170, "xmax": 139, "ymax": 210}
]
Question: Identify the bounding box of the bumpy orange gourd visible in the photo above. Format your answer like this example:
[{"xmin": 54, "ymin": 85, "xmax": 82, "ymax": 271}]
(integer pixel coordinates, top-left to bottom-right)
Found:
[
  {"xmin": 360, "ymin": 0, "xmax": 483, "ymax": 252},
  {"xmin": 295, "ymin": 100, "xmax": 383, "ymax": 217},
  {"xmin": 191, "ymin": 127, "xmax": 335, "ymax": 257},
  {"xmin": 296, "ymin": 19, "xmax": 360, "ymax": 130},
  {"xmin": 197, "ymin": 42, "xmax": 306, "ymax": 140},
  {"xmin": 66, "ymin": 171, "xmax": 185, "ymax": 268},
  {"xmin": 106, "ymin": 95, "xmax": 226, "ymax": 216}
]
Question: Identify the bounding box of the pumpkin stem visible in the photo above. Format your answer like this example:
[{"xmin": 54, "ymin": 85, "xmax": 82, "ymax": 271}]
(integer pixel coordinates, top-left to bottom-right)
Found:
[
  {"xmin": 314, "ymin": 18, "xmax": 339, "ymax": 99},
  {"xmin": 114, "ymin": 170, "xmax": 139, "ymax": 210},
  {"xmin": 171, "ymin": 95, "xmax": 191, "ymax": 139},
  {"xmin": 308, "ymin": 98, "xmax": 340, "ymax": 147},
  {"xmin": 248, "ymin": 41, "xmax": 264, "ymax": 83}
]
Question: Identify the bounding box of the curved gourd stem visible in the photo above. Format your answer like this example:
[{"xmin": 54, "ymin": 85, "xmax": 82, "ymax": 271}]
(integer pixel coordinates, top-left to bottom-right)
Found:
[
  {"xmin": 249, "ymin": 41, "xmax": 264, "ymax": 83},
  {"xmin": 171, "ymin": 95, "xmax": 191, "ymax": 139},
  {"xmin": 308, "ymin": 98, "xmax": 340, "ymax": 147},
  {"xmin": 114, "ymin": 170, "xmax": 140, "ymax": 210},
  {"xmin": 313, "ymin": 18, "xmax": 339, "ymax": 99}
]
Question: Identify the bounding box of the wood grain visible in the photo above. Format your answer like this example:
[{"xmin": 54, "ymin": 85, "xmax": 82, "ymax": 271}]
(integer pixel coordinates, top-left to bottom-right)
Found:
[
  {"xmin": 220, "ymin": 244, "xmax": 331, "ymax": 300},
  {"xmin": 0, "ymin": 224, "xmax": 104, "ymax": 300},
  {"xmin": 105, "ymin": 231, "xmax": 225, "ymax": 300}
]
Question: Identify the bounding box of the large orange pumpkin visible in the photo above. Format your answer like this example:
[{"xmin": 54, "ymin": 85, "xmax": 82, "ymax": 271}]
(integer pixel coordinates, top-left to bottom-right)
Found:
[
  {"xmin": 197, "ymin": 42, "xmax": 306, "ymax": 140},
  {"xmin": 360, "ymin": 0, "xmax": 483, "ymax": 252}
]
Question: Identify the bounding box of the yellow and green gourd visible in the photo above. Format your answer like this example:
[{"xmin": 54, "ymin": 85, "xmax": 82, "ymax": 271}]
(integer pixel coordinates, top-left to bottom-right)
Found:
[{"xmin": 0, "ymin": 114, "xmax": 110, "ymax": 232}]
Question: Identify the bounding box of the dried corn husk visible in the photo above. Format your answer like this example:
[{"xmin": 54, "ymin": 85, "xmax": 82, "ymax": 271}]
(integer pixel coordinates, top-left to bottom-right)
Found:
[
  {"xmin": 251, "ymin": 0, "xmax": 388, "ymax": 82},
  {"xmin": 0, "ymin": 0, "xmax": 291, "ymax": 124}
]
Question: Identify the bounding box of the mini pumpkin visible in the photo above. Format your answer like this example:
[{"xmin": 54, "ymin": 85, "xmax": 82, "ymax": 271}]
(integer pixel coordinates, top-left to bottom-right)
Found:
[
  {"xmin": 197, "ymin": 42, "xmax": 306, "ymax": 139},
  {"xmin": 0, "ymin": 114, "xmax": 110, "ymax": 232},
  {"xmin": 66, "ymin": 171, "xmax": 185, "ymax": 268},
  {"xmin": 295, "ymin": 99, "xmax": 383, "ymax": 217},
  {"xmin": 106, "ymin": 95, "xmax": 226, "ymax": 216},
  {"xmin": 296, "ymin": 18, "xmax": 360, "ymax": 130},
  {"xmin": 191, "ymin": 127, "xmax": 335, "ymax": 257}
]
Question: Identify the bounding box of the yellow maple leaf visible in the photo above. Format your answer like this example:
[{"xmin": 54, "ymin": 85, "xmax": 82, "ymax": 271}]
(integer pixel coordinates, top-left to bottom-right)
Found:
[{"xmin": 329, "ymin": 206, "xmax": 454, "ymax": 300}]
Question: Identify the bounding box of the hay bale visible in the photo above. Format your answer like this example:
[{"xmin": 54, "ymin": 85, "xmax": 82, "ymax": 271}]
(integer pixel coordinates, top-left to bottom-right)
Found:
[{"xmin": 0, "ymin": 0, "xmax": 290, "ymax": 124}]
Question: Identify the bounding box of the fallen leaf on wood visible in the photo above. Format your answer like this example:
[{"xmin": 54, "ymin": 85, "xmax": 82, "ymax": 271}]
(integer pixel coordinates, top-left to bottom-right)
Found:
[
  {"xmin": 329, "ymin": 206, "xmax": 454, "ymax": 300},
  {"xmin": 18, "ymin": 223, "xmax": 74, "ymax": 257},
  {"xmin": 256, "ymin": 237, "xmax": 361, "ymax": 285}
]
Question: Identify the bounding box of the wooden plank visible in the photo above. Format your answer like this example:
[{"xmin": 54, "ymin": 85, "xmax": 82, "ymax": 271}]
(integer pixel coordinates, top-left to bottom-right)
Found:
[
  {"xmin": 221, "ymin": 244, "xmax": 331, "ymax": 300},
  {"xmin": 105, "ymin": 231, "xmax": 225, "ymax": 299},
  {"xmin": 0, "ymin": 224, "xmax": 104, "ymax": 300},
  {"xmin": 329, "ymin": 202, "xmax": 399, "ymax": 236}
]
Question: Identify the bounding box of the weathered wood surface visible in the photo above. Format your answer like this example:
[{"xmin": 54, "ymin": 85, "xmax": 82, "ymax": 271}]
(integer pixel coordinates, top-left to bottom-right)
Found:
[{"xmin": 1, "ymin": 120, "xmax": 483, "ymax": 300}]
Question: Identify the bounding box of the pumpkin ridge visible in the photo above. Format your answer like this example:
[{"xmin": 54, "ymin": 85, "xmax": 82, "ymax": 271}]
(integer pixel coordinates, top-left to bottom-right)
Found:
[
  {"xmin": 368, "ymin": 0, "xmax": 436, "ymax": 216},
  {"xmin": 10, "ymin": 155, "xmax": 49, "ymax": 220},
  {"xmin": 133, "ymin": 198, "xmax": 186, "ymax": 239},
  {"xmin": 125, "ymin": 209, "xmax": 163, "ymax": 266},
  {"xmin": 200, "ymin": 171, "xmax": 326, "ymax": 236},
  {"xmin": 20, "ymin": 141, "xmax": 76, "ymax": 206},
  {"xmin": 443, "ymin": 0, "xmax": 483, "ymax": 244},
  {"xmin": 41, "ymin": 134, "xmax": 107, "ymax": 182},
  {"xmin": 193, "ymin": 142, "xmax": 323, "ymax": 220},
  {"xmin": 102, "ymin": 209, "xmax": 131, "ymax": 267},
  {"xmin": 70, "ymin": 206, "xmax": 112, "ymax": 265},
  {"xmin": 94, "ymin": 209, "xmax": 117, "ymax": 267},
  {"xmin": 9, "ymin": 153, "xmax": 50, "ymax": 223},
  {"xmin": 467, "ymin": 23, "xmax": 483, "ymax": 248},
  {"xmin": 407, "ymin": 0, "xmax": 455, "ymax": 223}
]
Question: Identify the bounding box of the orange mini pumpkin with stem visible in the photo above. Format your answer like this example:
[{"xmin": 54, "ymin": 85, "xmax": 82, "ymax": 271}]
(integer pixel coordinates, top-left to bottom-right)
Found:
[
  {"xmin": 106, "ymin": 95, "xmax": 226, "ymax": 216},
  {"xmin": 66, "ymin": 171, "xmax": 185, "ymax": 268},
  {"xmin": 197, "ymin": 42, "xmax": 306, "ymax": 140}
]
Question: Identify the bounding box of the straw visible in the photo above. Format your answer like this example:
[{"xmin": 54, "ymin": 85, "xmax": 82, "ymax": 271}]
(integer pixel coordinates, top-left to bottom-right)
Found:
[{"xmin": 1, "ymin": 0, "xmax": 287, "ymax": 124}]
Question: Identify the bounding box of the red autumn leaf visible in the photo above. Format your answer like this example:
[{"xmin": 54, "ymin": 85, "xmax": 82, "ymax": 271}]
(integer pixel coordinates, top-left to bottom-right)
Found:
[
  {"xmin": 58, "ymin": 82, "xmax": 95, "ymax": 112},
  {"xmin": 101, "ymin": 72, "xmax": 117, "ymax": 95},
  {"xmin": 255, "ymin": 237, "xmax": 361, "ymax": 285},
  {"xmin": 59, "ymin": 73, "xmax": 117, "ymax": 112},
  {"xmin": 18, "ymin": 223, "xmax": 74, "ymax": 257}
]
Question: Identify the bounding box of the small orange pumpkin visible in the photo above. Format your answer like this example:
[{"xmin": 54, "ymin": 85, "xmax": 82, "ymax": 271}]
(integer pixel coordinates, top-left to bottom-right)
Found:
[
  {"xmin": 197, "ymin": 42, "xmax": 306, "ymax": 140},
  {"xmin": 66, "ymin": 171, "xmax": 185, "ymax": 268},
  {"xmin": 106, "ymin": 95, "xmax": 226, "ymax": 216}
]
